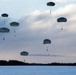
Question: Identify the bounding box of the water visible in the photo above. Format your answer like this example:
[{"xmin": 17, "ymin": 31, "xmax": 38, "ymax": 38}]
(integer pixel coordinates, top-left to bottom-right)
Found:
[{"xmin": 0, "ymin": 66, "xmax": 76, "ymax": 75}]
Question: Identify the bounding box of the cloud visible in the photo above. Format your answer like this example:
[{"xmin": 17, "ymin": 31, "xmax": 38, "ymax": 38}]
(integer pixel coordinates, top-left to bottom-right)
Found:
[
  {"xmin": 53, "ymin": 0, "xmax": 75, "ymax": 3},
  {"xmin": 53, "ymin": 4, "xmax": 76, "ymax": 15},
  {"xmin": 0, "ymin": 0, "xmax": 10, "ymax": 2},
  {"xmin": 4, "ymin": 0, "xmax": 10, "ymax": 1},
  {"xmin": 0, "ymin": 3, "xmax": 76, "ymax": 63},
  {"xmin": 18, "ymin": 4, "xmax": 76, "ymax": 62}
]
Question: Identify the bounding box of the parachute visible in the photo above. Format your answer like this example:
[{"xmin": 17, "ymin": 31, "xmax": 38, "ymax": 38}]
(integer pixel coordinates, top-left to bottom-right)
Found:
[
  {"xmin": 20, "ymin": 51, "xmax": 29, "ymax": 56},
  {"xmin": 57, "ymin": 17, "xmax": 67, "ymax": 30},
  {"xmin": 57, "ymin": 17, "xmax": 67, "ymax": 22},
  {"xmin": 10, "ymin": 22, "xmax": 19, "ymax": 27},
  {"xmin": 47, "ymin": 2, "xmax": 55, "ymax": 6},
  {"xmin": 0, "ymin": 27, "xmax": 10, "ymax": 33},
  {"xmin": 0, "ymin": 27, "xmax": 10, "ymax": 40},
  {"xmin": 1, "ymin": 13, "xmax": 9, "ymax": 17},
  {"xmin": 43, "ymin": 39, "xmax": 51, "ymax": 44}
]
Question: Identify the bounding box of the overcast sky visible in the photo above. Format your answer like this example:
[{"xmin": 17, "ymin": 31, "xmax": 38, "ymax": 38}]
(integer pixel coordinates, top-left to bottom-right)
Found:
[{"xmin": 0, "ymin": 0, "xmax": 76, "ymax": 63}]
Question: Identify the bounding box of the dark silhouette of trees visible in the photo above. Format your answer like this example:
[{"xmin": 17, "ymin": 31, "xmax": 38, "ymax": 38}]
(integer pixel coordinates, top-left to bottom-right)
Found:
[{"xmin": 0, "ymin": 60, "xmax": 76, "ymax": 66}]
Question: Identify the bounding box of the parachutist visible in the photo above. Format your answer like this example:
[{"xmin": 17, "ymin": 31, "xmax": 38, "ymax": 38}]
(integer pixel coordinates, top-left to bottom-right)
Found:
[
  {"xmin": 14, "ymin": 31, "xmax": 15, "ymax": 33},
  {"xmin": 3, "ymin": 38, "xmax": 5, "ymax": 40},
  {"xmin": 61, "ymin": 28, "xmax": 63, "ymax": 30},
  {"xmin": 24, "ymin": 59, "xmax": 25, "ymax": 62},
  {"xmin": 43, "ymin": 39, "xmax": 51, "ymax": 55},
  {"xmin": 57, "ymin": 17, "xmax": 67, "ymax": 30},
  {"xmin": 47, "ymin": 49, "xmax": 48, "ymax": 51},
  {"xmin": 10, "ymin": 22, "xmax": 19, "ymax": 37},
  {"xmin": 47, "ymin": 2, "xmax": 55, "ymax": 14}
]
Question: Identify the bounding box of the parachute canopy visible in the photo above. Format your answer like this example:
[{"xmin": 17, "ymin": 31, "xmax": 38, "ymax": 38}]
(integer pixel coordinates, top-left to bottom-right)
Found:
[
  {"xmin": 0, "ymin": 27, "xmax": 10, "ymax": 33},
  {"xmin": 20, "ymin": 51, "xmax": 29, "ymax": 56},
  {"xmin": 57, "ymin": 17, "xmax": 67, "ymax": 22},
  {"xmin": 10, "ymin": 22, "xmax": 19, "ymax": 27},
  {"xmin": 1, "ymin": 13, "xmax": 9, "ymax": 17},
  {"xmin": 43, "ymin": 39, "xmax": 51, "ymax": 44},
  {"xmin": 47, "ymin": 2, "xmax": 55, "ymax": 6}
]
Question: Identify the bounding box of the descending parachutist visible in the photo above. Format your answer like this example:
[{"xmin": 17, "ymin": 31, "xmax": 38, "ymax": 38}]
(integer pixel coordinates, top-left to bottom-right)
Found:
[
  {"xmin": 47, "ymin": 2, "xmax": 55, "ymax": 14},
  {"xmin": 47, "ymin": 49, "xmax": 48, "ymax": 51},
  {"xmin": 57, "ymin": 17, "xmax": 67, "ymax": 30},
  {"xmin": 10, "ymin": 22, "xmax": 19, "ymax": 37},
  {"xmin": 3, "ymin": 38, "xmax": 5, "ymax": 40},
  {"xmin": 14, "ymin": 31, "xmax": 15, "ymax": 33},
  {"xmin": 61, "ymin": 26, "xmax": 63, "ymax": 30}
]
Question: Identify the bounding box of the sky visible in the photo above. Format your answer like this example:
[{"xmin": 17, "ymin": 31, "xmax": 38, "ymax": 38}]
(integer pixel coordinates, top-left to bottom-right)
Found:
[{"xmin": 0, "ymin": 0, "xmax": 76, "ymax": 63}]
